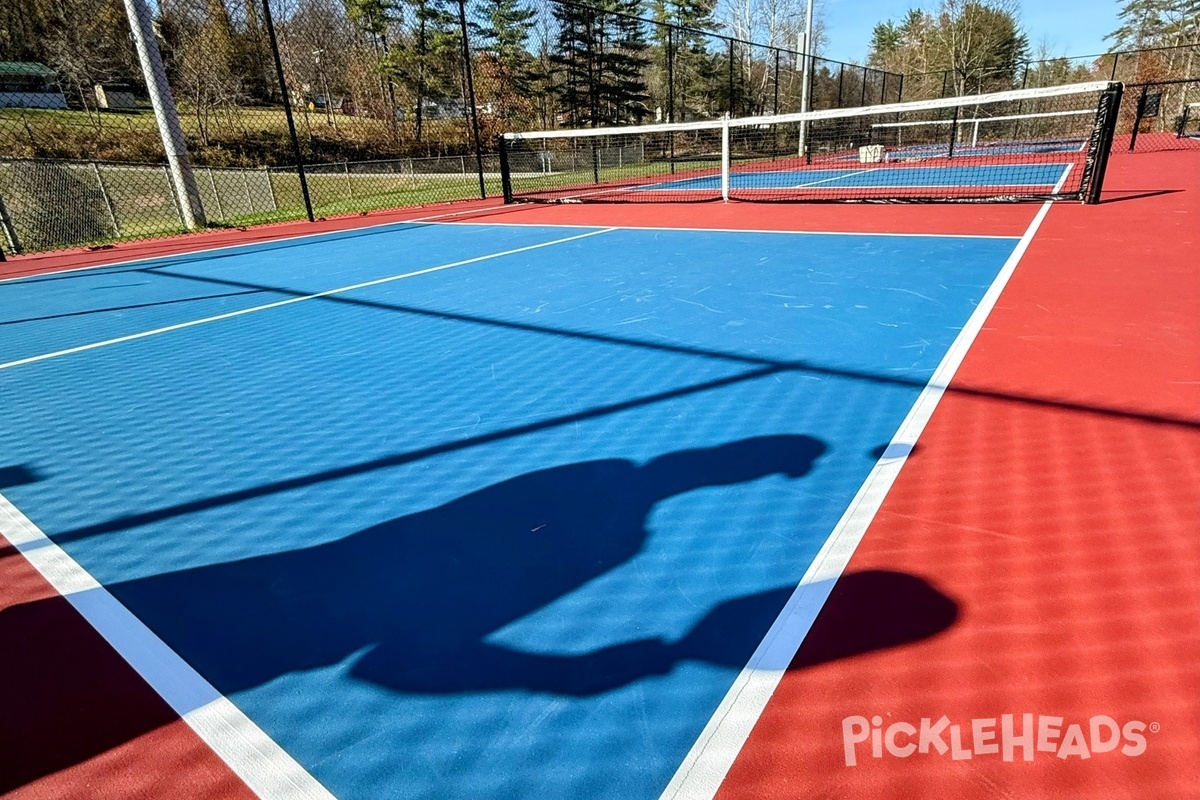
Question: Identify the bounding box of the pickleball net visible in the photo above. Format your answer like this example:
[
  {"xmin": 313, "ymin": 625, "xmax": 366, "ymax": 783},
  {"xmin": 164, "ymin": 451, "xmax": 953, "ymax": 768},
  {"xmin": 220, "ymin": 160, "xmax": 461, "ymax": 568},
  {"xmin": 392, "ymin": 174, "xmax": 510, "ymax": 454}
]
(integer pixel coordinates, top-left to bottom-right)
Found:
[{"xmin": 499, "ymin": 80, "xmax": 1124, "ymax": 205}]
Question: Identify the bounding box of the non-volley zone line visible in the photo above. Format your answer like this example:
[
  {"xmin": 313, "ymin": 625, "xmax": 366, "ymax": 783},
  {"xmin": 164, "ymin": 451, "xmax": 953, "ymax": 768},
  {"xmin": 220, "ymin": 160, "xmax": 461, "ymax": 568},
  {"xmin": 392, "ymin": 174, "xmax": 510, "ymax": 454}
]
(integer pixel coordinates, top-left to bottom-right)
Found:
[{"xmin": 0, "ymin": 227, "xmax": 614, "ymax": 372}]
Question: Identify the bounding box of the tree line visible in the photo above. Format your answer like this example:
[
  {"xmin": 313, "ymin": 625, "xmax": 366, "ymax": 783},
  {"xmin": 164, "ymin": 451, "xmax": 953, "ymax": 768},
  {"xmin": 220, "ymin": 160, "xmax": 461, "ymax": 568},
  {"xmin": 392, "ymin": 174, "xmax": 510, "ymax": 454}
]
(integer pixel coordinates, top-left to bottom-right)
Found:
[{"xmin": 867, "ymin": 0, "xmax": 1199, "ymax": 100}]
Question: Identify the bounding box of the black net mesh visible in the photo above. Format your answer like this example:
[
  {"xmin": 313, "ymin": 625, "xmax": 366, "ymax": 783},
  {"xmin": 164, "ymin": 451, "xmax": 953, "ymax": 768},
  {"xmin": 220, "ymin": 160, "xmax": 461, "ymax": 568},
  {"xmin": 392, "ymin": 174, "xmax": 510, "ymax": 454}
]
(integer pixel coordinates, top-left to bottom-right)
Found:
[{"xmin": 501, "ymin": 81, "xmax": 1123, "ymax": 204}]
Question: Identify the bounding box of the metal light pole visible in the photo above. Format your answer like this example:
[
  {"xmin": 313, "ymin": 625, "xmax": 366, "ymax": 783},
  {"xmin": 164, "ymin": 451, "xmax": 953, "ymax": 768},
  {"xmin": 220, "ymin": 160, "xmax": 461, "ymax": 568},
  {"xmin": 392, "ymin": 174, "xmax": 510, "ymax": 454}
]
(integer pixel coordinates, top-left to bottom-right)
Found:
[
  {"xmin": 122, "ymin": 0, "xmax": 206, "ymax": 228},
  {"xmin": 797, "ymin": 0, "xmax": 815, "ymax": 157}
]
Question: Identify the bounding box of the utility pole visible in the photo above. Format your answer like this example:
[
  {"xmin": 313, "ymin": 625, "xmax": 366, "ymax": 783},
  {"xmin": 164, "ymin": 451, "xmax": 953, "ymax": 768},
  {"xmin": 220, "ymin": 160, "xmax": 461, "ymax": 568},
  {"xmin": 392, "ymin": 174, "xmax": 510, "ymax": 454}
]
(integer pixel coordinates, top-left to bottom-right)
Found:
[{"xmin": 121, "ymin": 0, "xmax": 206, "ymax": 228}]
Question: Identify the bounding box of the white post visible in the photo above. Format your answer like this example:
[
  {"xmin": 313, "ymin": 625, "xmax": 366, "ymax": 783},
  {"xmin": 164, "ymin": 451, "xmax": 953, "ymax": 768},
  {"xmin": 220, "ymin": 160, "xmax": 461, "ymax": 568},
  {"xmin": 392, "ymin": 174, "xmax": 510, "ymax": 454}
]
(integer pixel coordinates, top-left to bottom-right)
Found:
[
  {"xmin": 797, "ymin": 0, "xmax": 815, "ymax": 157},
  {"xmin": 122, "ymin": 0, "xmax": 206, "ymax": 228},
  {"xmin": 721, "ymin": 114, "xmax": 731, "ymax": 202}
]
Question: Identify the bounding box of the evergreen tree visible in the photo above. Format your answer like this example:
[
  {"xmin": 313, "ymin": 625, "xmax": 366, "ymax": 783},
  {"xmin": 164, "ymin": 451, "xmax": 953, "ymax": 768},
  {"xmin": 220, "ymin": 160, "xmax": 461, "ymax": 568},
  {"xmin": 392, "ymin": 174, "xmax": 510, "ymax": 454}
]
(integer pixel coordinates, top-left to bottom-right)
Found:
[
  {"xmin": 389, "ymin": 0, "xmax": 460, "ymax": 144},
  {"xmin": 551, "ymin": 0, "xmax": 649, "ymax": 126},
  {"xmin": 471, "ymin": 0, "xmax": 538, "ymax": 120},
  {"xmin": 649, "ymin": 0, "xmax": 718, "ymax": 120}
]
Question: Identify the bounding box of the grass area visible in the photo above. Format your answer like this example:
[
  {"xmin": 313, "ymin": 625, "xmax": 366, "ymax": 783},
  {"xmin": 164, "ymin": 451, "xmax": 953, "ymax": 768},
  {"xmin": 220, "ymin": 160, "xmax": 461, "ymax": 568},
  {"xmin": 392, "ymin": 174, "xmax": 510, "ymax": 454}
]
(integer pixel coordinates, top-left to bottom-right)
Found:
[
  {"xmin": 0, "ymin": 104, "xmax": 471, "ymax": 165},
  {"xmin": 227, "ymin": 177, "xmax": 503, "ymax": 227},
  {"xmin": 0, "ymin": 162, "xmax": 501, "ymax": 253}
]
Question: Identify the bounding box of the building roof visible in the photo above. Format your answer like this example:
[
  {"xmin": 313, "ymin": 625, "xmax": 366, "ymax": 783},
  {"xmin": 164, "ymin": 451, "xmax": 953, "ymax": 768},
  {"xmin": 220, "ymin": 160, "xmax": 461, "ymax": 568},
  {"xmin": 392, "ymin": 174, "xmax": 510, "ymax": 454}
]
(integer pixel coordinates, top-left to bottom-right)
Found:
[{"xmin": 0, "ymin": 62, "xmax": 58, "ymax": 78}]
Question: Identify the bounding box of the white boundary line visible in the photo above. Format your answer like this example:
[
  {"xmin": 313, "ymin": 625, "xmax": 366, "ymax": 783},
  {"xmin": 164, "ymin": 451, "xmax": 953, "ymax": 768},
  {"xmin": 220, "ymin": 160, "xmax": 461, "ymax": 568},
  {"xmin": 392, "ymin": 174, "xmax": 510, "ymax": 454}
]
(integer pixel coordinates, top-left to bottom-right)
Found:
[
  {"xmin": 658, "ymin": 200, "xmax": 1056, "ymax": 800},
  {"xmin": 1052, "ymin": 162, "xmax": 1076, "ymax": 195},
  {"xmin": 0, "ymin": 202, "xmax": 512, "ymax": 285},
  {"xmin": 0, "ymin": 228, "xmax": 613, "ymax": 372},
  {"xmin": 436, "ymin": 220, "xmax": 1021, "ymax": 240},
  {"xmin": 790, "ymin": 168, "xmax": 876, "ymax": 189},
  {"xmin": 0, "ymin": 494, "xmax": 336, "ymax": 798}
]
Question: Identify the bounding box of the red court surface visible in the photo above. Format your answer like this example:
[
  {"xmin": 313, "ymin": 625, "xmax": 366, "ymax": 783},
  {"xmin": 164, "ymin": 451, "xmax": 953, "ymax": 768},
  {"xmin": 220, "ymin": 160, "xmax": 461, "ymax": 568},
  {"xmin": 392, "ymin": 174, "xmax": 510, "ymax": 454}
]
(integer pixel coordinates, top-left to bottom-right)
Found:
[{"xmin": 1, "ymin": 148, "xmax": 1196, "ymax": 799}]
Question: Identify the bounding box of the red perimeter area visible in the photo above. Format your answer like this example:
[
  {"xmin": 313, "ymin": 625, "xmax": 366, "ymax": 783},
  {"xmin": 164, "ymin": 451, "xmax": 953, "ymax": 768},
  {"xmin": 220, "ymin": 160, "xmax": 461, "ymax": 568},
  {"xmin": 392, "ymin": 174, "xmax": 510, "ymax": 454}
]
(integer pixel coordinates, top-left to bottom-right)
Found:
[
  {"xmin": 1, "ymin": 155, "xmax": 1192, "ymax": 798},
  {"xmin": 0, "ymin": 546, "xmax": 255, "ymax": 799},
  {"xmin": 0, "ymin": 195, "xmax": 1036, "ymax": 282},
  {"xmin": 716, "ymin": 151, "xmax": 1200, "ymax": 798}
]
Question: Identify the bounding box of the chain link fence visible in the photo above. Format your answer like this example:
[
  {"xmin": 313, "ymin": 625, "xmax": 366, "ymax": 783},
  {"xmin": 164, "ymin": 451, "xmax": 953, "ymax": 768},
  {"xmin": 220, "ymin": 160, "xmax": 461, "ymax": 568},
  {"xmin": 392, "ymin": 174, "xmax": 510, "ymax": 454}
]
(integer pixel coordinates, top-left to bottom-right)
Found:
[
  {"xmin": 900, "ymin": 42, "xmax": 1200, "ymax": 101},
  {"xmin": 0, "ymin": 0, "xmax": 900, "ymax": 256}
]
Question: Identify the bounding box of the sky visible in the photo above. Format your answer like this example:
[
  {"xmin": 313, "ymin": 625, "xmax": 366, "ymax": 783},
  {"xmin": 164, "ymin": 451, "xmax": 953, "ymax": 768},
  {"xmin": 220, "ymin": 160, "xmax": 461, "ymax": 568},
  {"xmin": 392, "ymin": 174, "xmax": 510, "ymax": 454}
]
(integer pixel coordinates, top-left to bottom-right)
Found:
[{"xmin": 820, "ymin": 0, "xmax": 1125, "ymax": 64}]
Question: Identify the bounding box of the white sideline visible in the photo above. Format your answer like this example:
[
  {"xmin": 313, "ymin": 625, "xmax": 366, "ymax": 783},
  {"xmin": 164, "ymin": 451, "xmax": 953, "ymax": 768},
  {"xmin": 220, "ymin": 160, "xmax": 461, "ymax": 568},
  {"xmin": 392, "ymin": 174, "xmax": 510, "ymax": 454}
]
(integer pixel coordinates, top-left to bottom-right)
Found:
[
  {"xmin": 658, "ymin": 200, "xmax": 1055, "ymax": 800},
  {"xmin": 0, "ymin": 228, "xmax": 614, "ymax": 372},
  {"xmin": 0, "ymin": 494, "xmax": 336, "ymax": 798},
  {"xmin": 436, "ymin": 220, "xmax": 1021, "ymax": 240},
  {"xmin": 0, "ymin": 201, "xmax": 513, "ymax": 285}
]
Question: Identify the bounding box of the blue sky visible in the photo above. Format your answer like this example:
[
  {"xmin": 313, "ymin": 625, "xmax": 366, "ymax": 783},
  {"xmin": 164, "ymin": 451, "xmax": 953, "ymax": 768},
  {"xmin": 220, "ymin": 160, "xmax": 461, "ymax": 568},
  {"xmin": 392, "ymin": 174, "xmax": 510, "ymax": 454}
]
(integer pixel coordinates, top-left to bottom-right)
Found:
[{"xmin": 820, "ymin": 0, "xmax": 1124, "ymax": 64}]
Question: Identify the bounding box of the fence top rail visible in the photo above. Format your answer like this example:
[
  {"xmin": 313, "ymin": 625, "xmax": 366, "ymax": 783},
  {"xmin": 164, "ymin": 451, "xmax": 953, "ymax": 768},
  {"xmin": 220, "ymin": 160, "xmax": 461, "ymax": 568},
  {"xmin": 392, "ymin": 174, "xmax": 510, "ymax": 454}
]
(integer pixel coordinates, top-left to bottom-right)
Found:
[
  {"xmin": 504, "ymin": 81, "xmax": 1117, "ymax": 141},
  {"xmin": 1127, "ymin": 76, "xmax": 1200, "ymax": 88}
]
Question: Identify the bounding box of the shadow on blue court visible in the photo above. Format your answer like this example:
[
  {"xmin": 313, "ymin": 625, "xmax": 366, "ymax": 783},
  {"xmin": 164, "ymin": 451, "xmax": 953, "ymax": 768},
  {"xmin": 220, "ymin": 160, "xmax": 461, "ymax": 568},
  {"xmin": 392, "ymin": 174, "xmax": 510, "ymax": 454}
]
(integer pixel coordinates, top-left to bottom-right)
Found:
[{"xmin": 1, "ymin": 222, "xmax": 1016, "ymax": 799}]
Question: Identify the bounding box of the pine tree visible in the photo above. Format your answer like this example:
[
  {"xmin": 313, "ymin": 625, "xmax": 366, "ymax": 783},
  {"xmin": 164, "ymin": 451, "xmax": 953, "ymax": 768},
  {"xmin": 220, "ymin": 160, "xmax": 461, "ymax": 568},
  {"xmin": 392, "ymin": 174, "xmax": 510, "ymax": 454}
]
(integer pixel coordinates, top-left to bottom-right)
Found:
[
  {"xmin": 649, "ymin": 0, "xmax": 717, "ymax": 121},
  {"xmin": 386, "ymin": 0, "xmax": 460, "ymax": 143},
  {"xmin": 471, "ymin": 0, "xmax": 537, "ymax": 120},
  {"xmin": 551, "ymin": 0, "xmax": 649, "ymax": 126}
]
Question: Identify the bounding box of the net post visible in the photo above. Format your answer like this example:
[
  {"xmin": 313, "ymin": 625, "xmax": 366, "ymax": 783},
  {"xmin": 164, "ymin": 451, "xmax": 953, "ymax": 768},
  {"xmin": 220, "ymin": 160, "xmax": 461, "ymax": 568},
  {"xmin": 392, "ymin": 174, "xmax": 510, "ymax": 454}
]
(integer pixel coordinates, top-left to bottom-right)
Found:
[
  {"xmin": 1082, "ymin": 83, "xmax": 1123, "ymax": 205},
  {"xmin": 498, "ymin": 136, "xmax": 513, "ymax": 204},
  {"xmin": 721, "ymin": 114, "xmax": 731, "ymax": 202}
]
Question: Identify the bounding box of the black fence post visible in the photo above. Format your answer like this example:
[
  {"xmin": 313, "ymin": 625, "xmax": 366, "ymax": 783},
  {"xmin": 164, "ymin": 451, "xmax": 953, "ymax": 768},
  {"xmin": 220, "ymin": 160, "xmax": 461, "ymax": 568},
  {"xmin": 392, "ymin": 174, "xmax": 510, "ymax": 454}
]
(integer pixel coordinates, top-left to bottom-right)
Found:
[
  {"xmin": 859, "ymin": 66, "xmax": 868, "ymax": 106},
  {"xmin": 773, "ymin": 49, "xmax": 780, "ymax": 115},
  {"xmin": 261, "ymin": 0, "xmax": 314, "ymax": 223},
  {"xmin": 667, "ymin": 27, "xmax": 675, "ymax": 123},
  {"xmin": 837, "ymin": 65, "xmax": 845, "ymax": 107},
  {"xmin": 456, "ymin": 0, "xmax": 486, "ymax": 199},
  {"xmin": 896, "ymin": 73, "xmax": 904, "ymax": 103},
  {"xmin": 728, "ymin": 39, "xmax": 735, "ymax": 115},
  {"xmin": 1129, "ymin": 84, "xmax": 1149, "ymax": 151},
  {"xmin": 1110, "ymin": 53, "xmax": 1120, "ymax": 80},
  {"xmin": 947, "ymin": 104, "xmax": 960, "ymax": 159}
]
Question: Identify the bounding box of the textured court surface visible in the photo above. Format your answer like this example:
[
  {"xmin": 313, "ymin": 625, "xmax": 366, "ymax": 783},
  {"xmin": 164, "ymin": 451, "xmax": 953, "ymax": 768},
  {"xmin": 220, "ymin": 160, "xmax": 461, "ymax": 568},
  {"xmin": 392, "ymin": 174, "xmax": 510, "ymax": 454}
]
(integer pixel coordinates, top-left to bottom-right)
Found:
[
  {"xmin": 1, "ymin": 222, "xmax": 1018, "ymax": 799},
  {"xmin": 1, "ymin": 148, "xmax": 1197, "ymax": 800}
]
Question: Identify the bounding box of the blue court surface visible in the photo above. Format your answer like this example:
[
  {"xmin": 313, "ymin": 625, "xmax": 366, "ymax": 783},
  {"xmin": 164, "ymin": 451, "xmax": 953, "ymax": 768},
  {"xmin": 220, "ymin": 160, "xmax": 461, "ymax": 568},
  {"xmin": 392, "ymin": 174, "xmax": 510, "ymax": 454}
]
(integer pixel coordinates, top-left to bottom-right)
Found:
[
  {"xmin": 1, "ymin": 221, "xmax": 1022, "ymax": 799},
  {"xmin": 648, "ymin": 161, "xmax": 1071, "ymax": 191}
]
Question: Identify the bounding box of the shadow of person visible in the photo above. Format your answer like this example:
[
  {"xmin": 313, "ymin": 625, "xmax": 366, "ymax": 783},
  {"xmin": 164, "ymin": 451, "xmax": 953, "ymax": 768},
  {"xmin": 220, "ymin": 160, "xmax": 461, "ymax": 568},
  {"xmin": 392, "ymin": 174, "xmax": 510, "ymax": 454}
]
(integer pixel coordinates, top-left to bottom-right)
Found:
[{"xmin": 114, "ymin": 436, "xmax": 829, "ymax": 696}]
